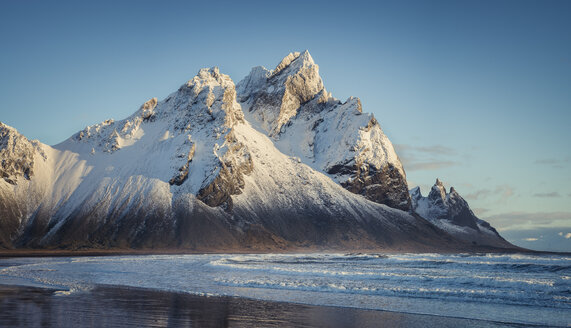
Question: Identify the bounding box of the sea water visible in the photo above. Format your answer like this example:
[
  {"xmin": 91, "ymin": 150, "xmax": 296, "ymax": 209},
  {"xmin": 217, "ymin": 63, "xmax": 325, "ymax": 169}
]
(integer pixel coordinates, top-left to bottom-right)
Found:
[{"xmin": 0, "ymin": 253, "xmax": 569, "ymax": 327}]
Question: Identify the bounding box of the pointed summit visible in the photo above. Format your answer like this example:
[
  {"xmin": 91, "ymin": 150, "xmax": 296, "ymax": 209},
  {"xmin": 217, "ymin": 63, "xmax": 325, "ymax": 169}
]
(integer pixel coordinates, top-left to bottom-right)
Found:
[
  {"xmin": 271, "ymin": 50, "xmax": 315, "ymax": 77},
  {"xmin": 236, "ymin": 50, "xmax": 325, "ymax": 136},
  {"xmin": 429, "ymin": 178, "xmax": 447, "ymax": 202}
]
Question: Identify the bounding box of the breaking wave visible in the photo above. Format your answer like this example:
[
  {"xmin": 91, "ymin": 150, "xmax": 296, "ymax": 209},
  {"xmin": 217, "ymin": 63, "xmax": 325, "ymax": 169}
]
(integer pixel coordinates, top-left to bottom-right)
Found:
[{"xmin": 1, "ymin": 253, "xmax": 569, "ymax": 327}]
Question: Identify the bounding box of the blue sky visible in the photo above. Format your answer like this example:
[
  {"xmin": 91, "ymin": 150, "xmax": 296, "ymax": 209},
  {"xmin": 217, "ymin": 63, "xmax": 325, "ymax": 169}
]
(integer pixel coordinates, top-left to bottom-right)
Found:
[{"xmin": 1, "ymin": 0, "xmax": 570, "ymax": 251}]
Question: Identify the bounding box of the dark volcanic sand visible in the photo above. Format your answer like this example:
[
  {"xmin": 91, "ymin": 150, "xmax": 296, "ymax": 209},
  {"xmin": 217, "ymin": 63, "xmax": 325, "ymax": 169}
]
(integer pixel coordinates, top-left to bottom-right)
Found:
[{"xmin": 0, "ymin": 284, "xmax": 525, "ymax": 328}]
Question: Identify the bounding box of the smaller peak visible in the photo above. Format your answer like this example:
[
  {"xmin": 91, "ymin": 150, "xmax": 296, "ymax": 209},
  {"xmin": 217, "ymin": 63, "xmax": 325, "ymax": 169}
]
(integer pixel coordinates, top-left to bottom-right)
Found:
[
  {"xmin": 0, "ymin": 122, "xmax": 18, "ymax": 134},
  {"xmin": 273, "ymin": 52, "xmax": 301, "ymax": 75},
  {"xmin": 140, "ymin": 97, "xmax": 157, "ymax": 111},
  {"xmin": 410, "ymin": 186, "xmax": 422, "ymax": 197},
  {"xmin": 298, "ymin": 50, "xmax": 315, "ymax": 64},
  {"xmin": 236, "ymin": 66, "xmax": 271, "ymax": 96},
  {"xmin": 272, "ymin": 50, "xmax": 316, "ymax": 76},
  {"xmin": 186, "ymin": 67, "xmax": 235, "ymax": 91},
  {"xmin": 428, "ymin": 178, "xmax": 447, "ymax": 202},
  {"xmin": 449, "ymin": 187, "xmax": 463, "ymax": 200},
  {"xmin": 197, "ymin": 67, "xmax": 221, "ymax": 80}
]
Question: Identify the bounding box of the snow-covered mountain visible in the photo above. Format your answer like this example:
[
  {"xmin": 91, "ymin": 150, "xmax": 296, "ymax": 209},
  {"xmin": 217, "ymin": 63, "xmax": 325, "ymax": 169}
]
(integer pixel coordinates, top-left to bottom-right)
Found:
[
  {"xmin": 410, "ymin": 179, "xmax": 512, "ymax": 248},
  {"xmin": 0, "ymin": 51, "xmax": 515, "ymax": 252}
]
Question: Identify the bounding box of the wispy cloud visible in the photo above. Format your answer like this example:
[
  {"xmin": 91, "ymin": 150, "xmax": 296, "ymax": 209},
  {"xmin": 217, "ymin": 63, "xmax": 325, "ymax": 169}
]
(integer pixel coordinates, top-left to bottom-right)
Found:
[
  {"xmin": 496, "ymin": 185, "xmax": 514, "ymax": 202},
  {"xmin": 484, "ymin": 211, "xmax": 571, "ymax": 231},
  {"xmin": 405, "ymin": 161, "xmax": 458, "ymax": 171},
  {"xmin": 464, "ymin": 185, "xmax": 514, "ymax": 202},
  {"xmin": 465, "ymin": 189, "xmax": 491, "ymax": 200},
  {"xmin": 472, "ymin": 208, "xmax": 490, "ymax": 216},
  {"xmin": 534, "ymin": 158, "xmax": 570, "ymax": 169},
  {"xmin": 395, "ymin": 144, "xmax": 457, "ymax": 156},
  {"xmin": 395, "ymin": 144, "xmax": 459, "ymax": 172},
  {"xmin": 533, "ymin": 192, "xmax": 561, "ymax": 198}
]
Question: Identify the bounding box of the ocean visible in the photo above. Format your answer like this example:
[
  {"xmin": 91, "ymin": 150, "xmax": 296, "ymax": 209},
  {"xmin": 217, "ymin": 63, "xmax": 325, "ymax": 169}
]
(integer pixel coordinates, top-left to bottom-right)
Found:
[{"xmin": 0, "ymin": 253, "xmax": 569, "ymax": 327}]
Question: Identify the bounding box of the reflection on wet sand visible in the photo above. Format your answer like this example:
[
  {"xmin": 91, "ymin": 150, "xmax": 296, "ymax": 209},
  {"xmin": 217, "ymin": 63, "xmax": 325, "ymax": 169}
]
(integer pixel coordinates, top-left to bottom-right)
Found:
[{"xmin": 0, "ymin": 285, "xmax": 510, "ymax": 327}]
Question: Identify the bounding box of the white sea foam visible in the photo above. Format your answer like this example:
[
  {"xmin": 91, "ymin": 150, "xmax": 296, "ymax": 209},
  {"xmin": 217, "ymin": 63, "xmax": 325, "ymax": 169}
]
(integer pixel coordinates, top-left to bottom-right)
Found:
[{"xmin": 0, "ymin": 253, "xmax": 569, "ymax": 327}]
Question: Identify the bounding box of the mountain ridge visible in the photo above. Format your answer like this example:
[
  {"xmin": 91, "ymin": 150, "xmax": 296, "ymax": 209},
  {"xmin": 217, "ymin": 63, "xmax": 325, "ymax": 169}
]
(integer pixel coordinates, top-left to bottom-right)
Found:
[{"xmin": 0, "ymin": 51, "xmax": 518, "ymax": 252}]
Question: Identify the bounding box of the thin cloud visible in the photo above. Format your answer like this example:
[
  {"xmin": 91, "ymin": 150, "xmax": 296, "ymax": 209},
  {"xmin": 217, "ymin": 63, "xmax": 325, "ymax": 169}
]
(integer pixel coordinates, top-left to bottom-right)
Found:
[
  {"xmin": 484, "ymin": 211, "xmax": 571, "ymax": 231},
  {"xmin": 472, "ymin": 208, "xmax": 490, "ymax": 216},
  {"xmin": 534, "ymin": 158, "xmax": 570, "ymax": 169},
  {"xmin": 523, "ymin": 237, "xmax": 539, "ymax": 242},
  {"xmin": 465, "ymin": 189, "xmax": 492, "ymax": 200},
  {"xmin": 394, "ymin": 144, "xmax": 457, "ymax": 156},
  {"xmin": 394, "ymin": 144, "xmax": 460, "ymax": 172},
  {"xmin": 533, "ymin": 192, "xmax": 561, "ymax": 198},
  {"xmin": 405, "ymin": 161, "xmax": 458, "ymax": 171},
  {"xmin": 465, "ymin": 185, "xmax": 514, "ymax": 202}
]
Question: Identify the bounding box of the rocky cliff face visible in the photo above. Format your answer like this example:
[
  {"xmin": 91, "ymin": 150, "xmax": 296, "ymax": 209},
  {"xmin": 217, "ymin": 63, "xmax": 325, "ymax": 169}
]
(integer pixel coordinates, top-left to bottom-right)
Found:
[
  {"xmin": 410, "ymin": 179, "xmax": 511, "ymax": 248},
  {"xmin": 237, "ymin": 51, "xmax": 411, "ymax": 211}
]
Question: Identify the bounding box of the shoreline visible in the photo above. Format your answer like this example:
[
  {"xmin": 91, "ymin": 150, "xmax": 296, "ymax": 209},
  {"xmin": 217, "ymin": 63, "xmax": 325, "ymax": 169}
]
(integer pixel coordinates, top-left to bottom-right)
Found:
[
  {"xmin": 0, "ymin": 246, "xmax": 563, "ymax": 259},
  {"xmin": 0, "ymin": 283, "xmax": 533, "ymax": 328}
]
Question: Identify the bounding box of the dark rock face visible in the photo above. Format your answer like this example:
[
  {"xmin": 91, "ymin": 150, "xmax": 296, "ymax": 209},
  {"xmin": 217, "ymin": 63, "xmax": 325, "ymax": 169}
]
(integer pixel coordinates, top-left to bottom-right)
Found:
[
  {"xmin": 446, "ymin": 188, "xmax": 480, "ymax": 230},
  {"xmin": 340, "ymin": 163, "xmax": 411, "ymax": 211},
  {"xmin": 169, "ymin": 143, "xmax": 196, "ymax": 186},
  {"xmin": 197, "ymin": 134, "xmax": 253, "ymax": 212}
]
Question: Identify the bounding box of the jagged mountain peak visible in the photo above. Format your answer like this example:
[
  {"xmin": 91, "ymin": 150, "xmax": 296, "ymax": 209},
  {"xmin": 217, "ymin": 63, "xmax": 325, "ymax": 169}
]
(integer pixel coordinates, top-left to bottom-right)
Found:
[
  {"xmin": 69, "ymin": 66, "xmax": 245, "ymax": 154},
  {"xmin": 428, "ymin": 178, "xmax": 447, "ymax": 202},
  {"xmin": 410, "ymin": 181, "xmax": 511, "ymax": 248},
  {"xmin": 187, "ymin": 67, "xmax": 235, "ymax": 92},
  {"xmin": 236, "ymin": 51, "xmax": 411, "ymax": 211},
  {"xmin": 237, "ymin": 50, "xmax": 325, "ymax": 137},
  {"xmin": 271, "ymin": 50, "xmax": 315, "ymax": 77}
]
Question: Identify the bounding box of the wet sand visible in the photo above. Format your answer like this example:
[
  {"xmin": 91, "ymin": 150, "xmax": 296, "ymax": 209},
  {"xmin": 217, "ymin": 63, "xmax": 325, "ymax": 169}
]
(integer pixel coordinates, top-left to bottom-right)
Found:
[{"xmin": 0, "ymin": 284, "xmax": 525, "ymax": 327}]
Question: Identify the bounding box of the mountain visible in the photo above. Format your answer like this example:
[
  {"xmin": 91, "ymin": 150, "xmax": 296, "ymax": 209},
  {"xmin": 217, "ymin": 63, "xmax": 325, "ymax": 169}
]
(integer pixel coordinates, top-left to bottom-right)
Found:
[
  {"xmin": 0, "ymin": 51, "xmax": 515, "ymax": 252},
  {"xmin": 410, "ymin": 179, "xmax": 513, "ymax": 248}
]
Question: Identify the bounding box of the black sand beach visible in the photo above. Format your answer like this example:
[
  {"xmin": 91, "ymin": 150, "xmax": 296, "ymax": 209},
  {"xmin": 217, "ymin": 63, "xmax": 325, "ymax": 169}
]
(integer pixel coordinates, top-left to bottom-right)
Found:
[{"xmin": 0, "ymin": 284, "xmax": 527, "ymax": 327}]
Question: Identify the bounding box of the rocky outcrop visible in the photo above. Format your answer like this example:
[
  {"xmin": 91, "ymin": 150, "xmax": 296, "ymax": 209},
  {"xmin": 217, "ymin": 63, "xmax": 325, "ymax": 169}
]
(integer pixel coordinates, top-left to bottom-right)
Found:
[
  {"xmin": 197, "ymin": 132, "xmax": 253, "ymax": 212},
  {"xmin": 0, "ymin": 123, "xmax": 44, "ymax": 185},
  {"xmin": 341, "ymin": 162, "xmax": 411, "ymax": 211}
]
